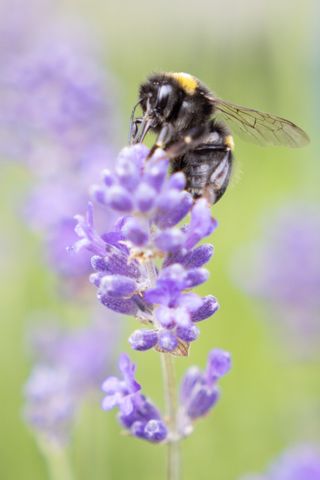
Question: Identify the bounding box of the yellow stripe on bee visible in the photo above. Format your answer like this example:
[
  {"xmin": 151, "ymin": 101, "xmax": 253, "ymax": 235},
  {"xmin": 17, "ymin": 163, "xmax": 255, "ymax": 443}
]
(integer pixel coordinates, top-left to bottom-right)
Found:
[
  {"xmin": 225, "ymin": 135, "xmax": 235, "ymax": 150},
  {"xmin": 168, "ymin": 72, "xmax": 198, "ymax": 94}
]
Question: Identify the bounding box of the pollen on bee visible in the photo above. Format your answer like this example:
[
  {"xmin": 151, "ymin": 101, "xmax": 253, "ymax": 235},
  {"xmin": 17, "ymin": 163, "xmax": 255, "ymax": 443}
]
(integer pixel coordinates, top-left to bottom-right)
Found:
[
  {"xmin": 225, "ymin": 135, "xmax": 235, "ymax": 150},
  {"xmin": 184, "ymin": 136, "xmax": 192, "ymax": 144}
]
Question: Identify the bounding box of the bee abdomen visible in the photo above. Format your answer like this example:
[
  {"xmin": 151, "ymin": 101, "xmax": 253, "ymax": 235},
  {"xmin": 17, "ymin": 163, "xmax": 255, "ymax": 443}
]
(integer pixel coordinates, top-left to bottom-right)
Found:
[{"xmin": 172, "ymin": 146, "xmax": 233, "ymax": 205}]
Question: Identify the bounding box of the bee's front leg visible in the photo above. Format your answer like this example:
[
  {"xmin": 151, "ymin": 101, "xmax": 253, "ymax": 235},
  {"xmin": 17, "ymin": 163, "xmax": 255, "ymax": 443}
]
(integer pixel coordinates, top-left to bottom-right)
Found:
[
  {"xmin": 148, "ymin": 123, "xmax": 175, "ymax": 158},
  {"xmin": 129, "ymin": 117, "xmax": 143, "ymax": 144}
]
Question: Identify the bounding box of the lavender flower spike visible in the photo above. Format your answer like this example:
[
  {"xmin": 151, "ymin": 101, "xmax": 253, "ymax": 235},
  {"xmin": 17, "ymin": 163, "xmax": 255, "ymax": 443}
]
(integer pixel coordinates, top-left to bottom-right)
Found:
[
  {"xmin": 74, "ymin": 143, "xmax": 232, "ymax": 451},
  {"xmin": 75, "ymin": 144, "xmax": 219, "ymax": 356},
  {"xmin": 102, "ymin": 354, "xmax": 167, "ymax": 443},
  {"xmin": 178, "ymin": 348, "xmax": 231, "ymax": 436}
]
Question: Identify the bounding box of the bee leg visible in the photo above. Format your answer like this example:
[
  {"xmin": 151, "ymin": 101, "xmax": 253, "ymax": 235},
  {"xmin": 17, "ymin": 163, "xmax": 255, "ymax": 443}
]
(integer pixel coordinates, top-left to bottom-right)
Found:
[
  {"xmin": 129, "ymin": 117, "xmax": 143, "ymax": 144},
  {"xmin": 203, "ymin": 148, "xmax": 233, "ymax": 205},
  {"xmin": 148, "ymin": 124, "xmax": 209, "ymax": 159},
  {"xmin": 129, "ymin": 99, "xmax": 143, "ymax": 143},
  {"xmin": 165, "ymin": 124, "xmax": 209, "ymax": 157},
  {"xmin": 148, "ymin": 123, "xmax": 175, "ymax": 158}
]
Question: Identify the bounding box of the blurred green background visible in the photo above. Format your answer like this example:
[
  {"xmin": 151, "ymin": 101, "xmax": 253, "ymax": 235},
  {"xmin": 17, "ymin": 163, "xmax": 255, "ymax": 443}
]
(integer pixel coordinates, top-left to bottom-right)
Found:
[{"xmin": 0, "ymin": 0, "xmax": 319, "ymax": 479}]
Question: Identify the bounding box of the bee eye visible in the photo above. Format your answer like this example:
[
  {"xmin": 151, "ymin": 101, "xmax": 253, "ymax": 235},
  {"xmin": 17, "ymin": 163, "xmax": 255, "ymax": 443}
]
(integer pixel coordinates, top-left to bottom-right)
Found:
[{"xmin": 157, "ymin": 84, "xmax": 172, "ymax": 110}]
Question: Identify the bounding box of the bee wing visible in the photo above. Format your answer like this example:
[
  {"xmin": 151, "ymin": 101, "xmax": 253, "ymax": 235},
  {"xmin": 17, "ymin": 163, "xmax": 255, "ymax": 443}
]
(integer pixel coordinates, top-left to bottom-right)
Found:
[{"xmin": 211, "ymin": 97, "xmax": 309, "ymax": 148}]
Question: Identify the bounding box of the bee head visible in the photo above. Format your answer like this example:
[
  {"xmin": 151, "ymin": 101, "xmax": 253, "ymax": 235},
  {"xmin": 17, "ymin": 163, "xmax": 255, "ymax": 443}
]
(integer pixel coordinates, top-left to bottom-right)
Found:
[{"xmin": 139, "ymin": 75, "xmax": 184, "ymax": 124}]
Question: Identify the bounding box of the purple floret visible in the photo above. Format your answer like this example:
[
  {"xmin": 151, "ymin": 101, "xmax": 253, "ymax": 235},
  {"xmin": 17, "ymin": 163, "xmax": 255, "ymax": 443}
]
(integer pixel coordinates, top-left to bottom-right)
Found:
[
  {"xmin": 102, "ymin": 354, "xmax": 167, "ymax": 443},
  {"xmin": 178, "ymin": 348, "xmax": 231, "ymax": 434},
  {"xmin": 101, "ymin": 353, "xmax": 141, "ymax": 415}
]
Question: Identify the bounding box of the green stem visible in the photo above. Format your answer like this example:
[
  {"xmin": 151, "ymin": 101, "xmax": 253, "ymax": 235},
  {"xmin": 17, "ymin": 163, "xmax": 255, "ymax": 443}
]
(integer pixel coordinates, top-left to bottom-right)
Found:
[
  {"xmin": 38, "ymin": 439, "xmax": 75, "ymax": 480},
  {"xmin": 161, "ymin": 353, "xmax": 180, "ymax": 480},
  {"xmin": 144, "ymin": 258, "xmax": 181, "ymax": 479}
]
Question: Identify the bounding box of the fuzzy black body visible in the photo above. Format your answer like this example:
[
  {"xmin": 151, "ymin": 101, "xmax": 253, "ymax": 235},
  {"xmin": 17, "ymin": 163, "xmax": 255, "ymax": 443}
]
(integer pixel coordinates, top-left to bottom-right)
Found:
[{"xmin": 131, "ymin": 72, "xmax": 234, "ymax": 205}]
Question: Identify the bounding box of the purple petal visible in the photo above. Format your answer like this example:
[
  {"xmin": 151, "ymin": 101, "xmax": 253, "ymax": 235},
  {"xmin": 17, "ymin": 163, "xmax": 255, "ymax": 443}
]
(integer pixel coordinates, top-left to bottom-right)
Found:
[
  {"xmin": 118, "ymin": 144, "xmax": 149, "ymax": 170},
  {"xmin": 180, "ymin": 366, "xmax": 202, "ymax": 403},
  {"xmin": 186, "ymin": 386, "xmax": 220, "ymax": 419},
  {"xmin": 89, "ymin": 272, "xmax": 104, "ymax": 287},
  {"xmin": 144, "ymin": 156, "xmax": 169, "ymax": 191},
  {"xmin": 144, "ymin": 287, "xmax": 171, "ymax": 306},
  {"xmin": 175, "ymin": 293, "xmax": 203, "ymax": 312},
  {"xmin": 206, "ymin": 349, "xmax": 231, "ymax": 383},
  {"xmin": 91, "ymin": 249, "xmax": 141, "ymax": 278},
  {"xmin": 119, "ymin": 353, "xmax": 141, "ymax": 393},
  {"xmin": 99, "ymin": 275, "xmax": 137, "ymax": 297},
  {"xmin": 158, "ymin": 331, "xmax": 178, "ymax": 352},
  {"xmin": 144, "ymin": 419, "xmax": 167, "ymax": 442},
  {"xmin": 129, "ymin": 329, "xmax": 158, "ymax": 351},
  {"xmin": 135, "ymin": 183, "xmax": 156, "ymax": 212},
  {"xmin": 91, "ymin": 255, "xmax": 108, "ymax": 272},
  {"xmin": 185, "ymin": 268, "xmax": 209, "ymax": 288},
  {"xmin": 90, "ymin": 185, "xmax": 108, "ymax": 205},
  {"xmin": 101, "ymin": 394, "xmax": 119, "ymax": 411},
  {"xmin": 184, "ymin": 199, "xmax": 218, "ymax": 249},
  {"xmin": 116, "ymin": 154, "xmax": 141, "ymax": 192},
  {"xmin": 106, "ymin": 185, "xmax": 134, "ymax": 212},
  {"xmin": 167, "ymin": 172, "xmax": 186, "ymax": 191},
  {"xmin": 98, "ymin": 294, "xmax": 139, "ymax": 315},
  {"xmin": 163, "ymin": 244, "xmax": 214, "ymax": 268},
  {"xmin": 120, "ymin": 395, "xmax": 135, "ymax": 416},
  {"xmin": 158, "ymin": 264, "xmax": 187, "ymax": 291},
  {"xmin": 102, "ymin": 169, "xmax": 114, "ymax": 186},
  {"xmin": 130, "ymin": 420, "xmax": 146, "ymax": 439},
  {"xmin": 155, "ymin": 306, "xmax": 176, "ymax": 329},
  {"xmin": 101, "ymin": 376, "xmax": 121, "ymax": 394},
  {"xmin": 183, "ymin": 244, "xmax": 214, "ymax": 268},
  {"xmin": 122, "ymin": 217, "xmax": 149, "ymax": 246},
  {"xmin": 155, "ymin": 190, "xmax": 193, "ymax": 229},
  {"xmin": 174, "ymin": 307, "xmax": 191, "ymax": 328},
  {"xmin": 191, "ymin": 295, "xmax": 219, "ymax": 322},
  {"xmin": 154, "ymin": 229, "xmax": 185, "ymax": 252},
  {"xmin": 176, "ymin": 324, "xmax": 199, "ymax": 342}
]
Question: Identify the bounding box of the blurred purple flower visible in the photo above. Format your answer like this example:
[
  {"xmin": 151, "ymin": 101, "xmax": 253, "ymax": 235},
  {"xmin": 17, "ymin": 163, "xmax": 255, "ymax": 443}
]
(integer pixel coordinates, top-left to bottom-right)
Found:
[
  {"xmin": 231, "ymin": 202, "xmax": 320, "ymax": 357},
  {"xmin": 240, "ymin": 444, "xmax": 320, "ymax": 480},
  {"xmin": 24, "ymin": 315, "xmax": 116, "ymax": 445},
  {"xmin": 101, "ymin": 354, "xmax": 167, "ymax": 443},
  {"xmin": 1, "ymin": 20, "xmax": 118, "ymax": 170},
  {"xmin": 75, "ymin": 144, "xmax": 219, "ymax": 356},
  {"xmin": 24, "ymin": 365, "xmax": 75, "ymax": 446},
  {"xmin": 0, "ymin": 5, "xmax": 119, "ymax": 280}
]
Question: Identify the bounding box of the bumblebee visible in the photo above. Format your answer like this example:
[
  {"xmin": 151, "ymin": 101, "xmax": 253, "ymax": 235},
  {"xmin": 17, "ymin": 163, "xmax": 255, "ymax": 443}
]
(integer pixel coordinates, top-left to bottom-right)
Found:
[{"xmin": 130, "ymin": 72, "xmax": 309, "ymax": 205}]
